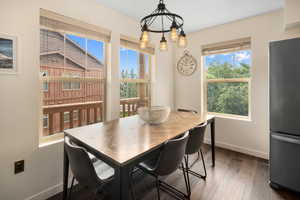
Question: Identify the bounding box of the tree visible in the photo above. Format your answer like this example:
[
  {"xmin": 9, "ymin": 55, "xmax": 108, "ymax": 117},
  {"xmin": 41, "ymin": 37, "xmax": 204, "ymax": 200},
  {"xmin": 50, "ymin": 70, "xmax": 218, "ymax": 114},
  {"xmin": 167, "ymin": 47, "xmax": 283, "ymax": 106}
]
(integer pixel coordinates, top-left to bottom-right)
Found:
[
  {"xmin": 120, "ymin": 69, "xmax": 138, "ymax": 99},
  {"xmin": 207, "ymin": 62, "xmax": 250, "ymax": 116}
]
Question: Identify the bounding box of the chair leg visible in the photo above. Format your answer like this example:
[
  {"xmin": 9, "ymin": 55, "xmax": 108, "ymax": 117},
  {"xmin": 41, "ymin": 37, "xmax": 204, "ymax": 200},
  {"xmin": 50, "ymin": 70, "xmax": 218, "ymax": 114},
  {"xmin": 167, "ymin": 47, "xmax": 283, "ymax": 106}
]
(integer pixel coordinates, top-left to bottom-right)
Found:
[
  {"xmin": 184, "ymin": 157, "xmax": 191, "ymax": 194},
  {"xmin": 155, "ymin": 177, "xmax": 161, "ymax": 200},
  {"xmin": 68, "ymin": 177, "xmax": 75, "ymax": 200},
  {"xmin": 199, "ymin": 149, "xmax": 207, "ymax": 179},
  {"xmin": 189, "ymin": 151, "xmax": 201, "ymax": 169},
  {"xmin": 185, "ymin": 149, "xmax": 207, "ymax": 180},
  {"xmin": 181, "ymin": 162, "xmax": 191, "ymax": 198}
]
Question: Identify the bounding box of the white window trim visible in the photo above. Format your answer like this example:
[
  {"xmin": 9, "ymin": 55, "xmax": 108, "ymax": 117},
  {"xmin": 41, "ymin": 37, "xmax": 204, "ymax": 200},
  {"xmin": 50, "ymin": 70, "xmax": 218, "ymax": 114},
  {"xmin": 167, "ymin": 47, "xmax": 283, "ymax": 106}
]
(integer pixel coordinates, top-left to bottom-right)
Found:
[
  {"xmin": 39, "ymin": 19, "xmax": 108, "ymax": 145},
  {"xmin": 119, "ymin": 46, "xmax": 153, "ymax": 104},
  {"xmin": 202, "ymin": 50, "xmax": 252, "ymax": 121}
]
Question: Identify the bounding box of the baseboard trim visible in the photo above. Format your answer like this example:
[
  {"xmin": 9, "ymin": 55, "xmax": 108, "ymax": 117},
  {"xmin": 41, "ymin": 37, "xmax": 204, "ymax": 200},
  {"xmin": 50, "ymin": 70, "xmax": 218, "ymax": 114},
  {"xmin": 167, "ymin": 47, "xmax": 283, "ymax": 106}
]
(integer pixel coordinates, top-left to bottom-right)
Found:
[
  {"xmin": 25, "ymin": 183, "xmax": 63, "ymax": 200},
  {"xmin": 204, "ymin": 139, "xmax": 269, "ymax": 160}
]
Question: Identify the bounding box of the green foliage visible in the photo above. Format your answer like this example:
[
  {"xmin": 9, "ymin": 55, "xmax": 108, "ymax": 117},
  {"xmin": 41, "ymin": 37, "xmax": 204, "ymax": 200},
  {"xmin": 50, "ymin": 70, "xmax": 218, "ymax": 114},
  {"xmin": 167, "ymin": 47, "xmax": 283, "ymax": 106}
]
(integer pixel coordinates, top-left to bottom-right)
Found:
[
  {"xmin": 206, "ymin": 61, "xmax": 250, "ymax": 79},
  {"xmin": 207, "ymin": 62, "xmax": 250, "ymax": 116}
]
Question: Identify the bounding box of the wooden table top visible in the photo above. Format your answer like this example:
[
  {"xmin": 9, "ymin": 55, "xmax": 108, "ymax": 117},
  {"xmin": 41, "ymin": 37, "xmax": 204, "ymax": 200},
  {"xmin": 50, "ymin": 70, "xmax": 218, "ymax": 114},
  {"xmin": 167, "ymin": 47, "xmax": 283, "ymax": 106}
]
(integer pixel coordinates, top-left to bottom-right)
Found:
[{"xmin": 65, "ymin": 111, "xmax": 211, "ymax": 165}]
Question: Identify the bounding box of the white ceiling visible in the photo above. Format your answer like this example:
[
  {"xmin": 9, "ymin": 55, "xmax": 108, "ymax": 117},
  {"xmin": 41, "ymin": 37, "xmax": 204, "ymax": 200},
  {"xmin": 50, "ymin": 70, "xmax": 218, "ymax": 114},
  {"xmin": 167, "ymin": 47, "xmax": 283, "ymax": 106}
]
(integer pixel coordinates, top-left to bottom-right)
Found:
[{"xmin": 95, "ymin": 0, "xmax": 284, "ymax": 32}]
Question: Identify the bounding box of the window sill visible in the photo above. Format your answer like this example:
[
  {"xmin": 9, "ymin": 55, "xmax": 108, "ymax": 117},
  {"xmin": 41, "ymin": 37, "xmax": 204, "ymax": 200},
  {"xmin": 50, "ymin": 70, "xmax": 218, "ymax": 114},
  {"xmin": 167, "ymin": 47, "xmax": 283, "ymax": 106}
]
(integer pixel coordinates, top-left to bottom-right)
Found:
[
  {"xmin": 39, "ymin": 132, "xmax": 64, "ymax": 148},
  {"xmin": 208, "ymin": 112, "xmax": 251, "ymax": 122}
]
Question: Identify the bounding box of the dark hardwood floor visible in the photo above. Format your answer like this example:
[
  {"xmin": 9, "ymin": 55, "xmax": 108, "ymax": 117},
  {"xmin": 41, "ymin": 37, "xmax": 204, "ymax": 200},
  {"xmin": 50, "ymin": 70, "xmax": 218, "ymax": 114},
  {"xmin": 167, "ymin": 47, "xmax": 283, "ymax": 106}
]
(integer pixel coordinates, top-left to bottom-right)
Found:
[{"xmin": 48, "ymin": 145, "xmax": 300, "ymax": 200}]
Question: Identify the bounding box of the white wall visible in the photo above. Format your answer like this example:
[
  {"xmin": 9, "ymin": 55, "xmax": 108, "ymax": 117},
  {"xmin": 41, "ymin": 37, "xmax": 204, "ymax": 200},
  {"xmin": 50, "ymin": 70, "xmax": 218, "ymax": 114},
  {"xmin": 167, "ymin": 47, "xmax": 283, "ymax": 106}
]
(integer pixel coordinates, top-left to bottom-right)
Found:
[
  {"xmin": 284, "ymin": 0, "xmax": 300, "ymax": 30},
  {"xmin": 174, "ymin": 10, "xmax": 300, "ymax": 159},
  {"xmin": 0, "ymin": 0, "xmax": 174, "ymax": 199}
]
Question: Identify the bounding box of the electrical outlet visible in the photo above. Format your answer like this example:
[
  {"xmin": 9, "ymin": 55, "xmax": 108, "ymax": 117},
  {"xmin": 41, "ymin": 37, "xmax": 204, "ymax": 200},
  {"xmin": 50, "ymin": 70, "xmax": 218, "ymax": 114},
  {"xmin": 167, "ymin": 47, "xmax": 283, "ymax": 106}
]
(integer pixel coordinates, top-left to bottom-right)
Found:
[{"xmin": 14, "ymin": 160, "xmax": 24, "ymax": 174}]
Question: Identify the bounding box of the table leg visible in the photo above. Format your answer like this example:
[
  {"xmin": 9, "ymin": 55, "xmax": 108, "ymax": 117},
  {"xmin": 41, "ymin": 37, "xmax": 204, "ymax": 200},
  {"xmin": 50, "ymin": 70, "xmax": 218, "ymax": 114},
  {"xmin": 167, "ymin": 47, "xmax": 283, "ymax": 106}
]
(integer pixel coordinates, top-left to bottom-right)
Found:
[
  {"xmin": 113, "ymin": 165, "xmax": 132, "ymax": 200},
  {"xmin": 63, "ymin": 145, "xmax": 69, "ymax": 200},
  {"xmin": 210, "ymin": 119, "xmax": 215, "ymax": 167},
  {"xmin": 112, "ymin": 167, "xmax": 121, "ymax": 200}
]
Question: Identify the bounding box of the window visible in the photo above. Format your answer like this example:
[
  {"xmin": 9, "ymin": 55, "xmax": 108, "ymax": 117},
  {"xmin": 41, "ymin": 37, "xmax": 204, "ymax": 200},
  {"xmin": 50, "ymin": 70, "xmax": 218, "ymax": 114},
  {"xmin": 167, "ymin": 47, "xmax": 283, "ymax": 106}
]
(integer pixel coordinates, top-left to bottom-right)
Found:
[
  {"xmin": 64, "ymin": 112, "xmax": 70, "ymax": 123},
  {"xmin": 73, "ymin": 110, "xmax": 79, "ymax": 121},
  {"xmin": 119, "ymin": 37, "xmax": 154, "ymax": 118},
  {"xmin": 43, "ymin": 114, "xmax": 49, "ymax": 128},
  {"xmin": 62, "ymin": 73, "xmax": 81, "ymax": 90},
  {"xmin": 62, "ymin": 111, "xmax": 79, "ymax": 123},
  {"xmin": 40, "ymin": 12, "xmax": 108, "ymax": 139},
  {"xmin": 203, "ymin": 38, "xmax": 251, "ymax": 118},
  {"xmin": 41, "ymin": 71, "xmax": 49, "ymax": 91}
]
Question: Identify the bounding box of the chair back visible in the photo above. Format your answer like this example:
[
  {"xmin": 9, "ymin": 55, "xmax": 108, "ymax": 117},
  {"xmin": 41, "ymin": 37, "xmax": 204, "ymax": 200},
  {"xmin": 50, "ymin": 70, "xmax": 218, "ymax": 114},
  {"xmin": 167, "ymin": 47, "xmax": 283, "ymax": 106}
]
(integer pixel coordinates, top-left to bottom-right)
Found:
[
  {"xmin": 64, "ymin": 137, "xmax": 100, "ymax": 188},
  {"xmin": 155, "ymin": 132, "xmax": 189, "ymax": 176},
  {"xmin": 186, "ymin": 123, "xmax": 207, "ymax": 155}
]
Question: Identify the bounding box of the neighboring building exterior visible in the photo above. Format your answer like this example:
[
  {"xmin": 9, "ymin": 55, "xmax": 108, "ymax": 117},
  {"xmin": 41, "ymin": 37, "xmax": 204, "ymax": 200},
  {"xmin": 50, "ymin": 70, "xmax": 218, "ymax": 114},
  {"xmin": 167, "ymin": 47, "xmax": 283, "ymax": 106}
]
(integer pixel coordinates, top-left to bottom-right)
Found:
[
  {"xmin": 40, "ymin": 29, "xmax": 105, "ymax": 136},
  {"xmin": 0, "ymin": 52, "xmax": 13, "ymax": 69}
]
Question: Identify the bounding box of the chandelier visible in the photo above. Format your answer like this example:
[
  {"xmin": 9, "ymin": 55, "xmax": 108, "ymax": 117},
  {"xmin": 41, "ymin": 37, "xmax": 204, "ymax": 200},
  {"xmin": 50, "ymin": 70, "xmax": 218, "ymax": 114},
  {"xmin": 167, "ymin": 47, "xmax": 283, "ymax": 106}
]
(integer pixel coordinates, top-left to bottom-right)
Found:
[{"xmin": 139, "ymin": 0, "xmax": 187, "ymax": 51}]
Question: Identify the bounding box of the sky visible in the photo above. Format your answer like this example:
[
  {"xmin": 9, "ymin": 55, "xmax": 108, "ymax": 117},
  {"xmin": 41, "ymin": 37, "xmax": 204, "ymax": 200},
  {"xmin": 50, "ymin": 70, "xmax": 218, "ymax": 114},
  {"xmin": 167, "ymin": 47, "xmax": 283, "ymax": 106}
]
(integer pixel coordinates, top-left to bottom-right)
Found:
[
  {"xmin": 67, "ymin": 34, "xmax": 250, "ymax": 75},
  {"xmin": 204, "ymin": 50, "xmax": 251, "ymax": 68},
  {"xmin": 67, "ymin": 34, "xmax": 139, "ymax": 75},
  {"xmin": 120, "ymin": 47, "xmax": 139, "ymax": 75},
  {"xmin": 67, "ymin": 34, "xmax": 104, "ymax": 62},
  {"xmin": 0, "ymin": 38, "xmax": 13, "ymax": 57}
]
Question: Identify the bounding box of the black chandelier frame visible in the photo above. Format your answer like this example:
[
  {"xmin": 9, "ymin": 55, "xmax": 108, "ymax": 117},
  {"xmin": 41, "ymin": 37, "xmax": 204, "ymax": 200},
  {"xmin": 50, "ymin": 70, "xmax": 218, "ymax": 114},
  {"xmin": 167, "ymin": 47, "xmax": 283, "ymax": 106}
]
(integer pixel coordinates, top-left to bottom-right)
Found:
[{"xmin": 140, "ymin": 0, "xmax": 184, "ymax": 33}]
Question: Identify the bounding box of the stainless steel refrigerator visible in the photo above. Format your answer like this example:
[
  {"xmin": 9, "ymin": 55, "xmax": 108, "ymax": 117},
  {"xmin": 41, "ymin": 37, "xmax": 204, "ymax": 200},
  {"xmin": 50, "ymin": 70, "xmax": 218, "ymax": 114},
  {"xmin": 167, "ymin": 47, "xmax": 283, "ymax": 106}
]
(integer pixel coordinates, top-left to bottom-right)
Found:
[{"xmin": 269, "ymin": 37, "xmax": 300, "ymax": 192}]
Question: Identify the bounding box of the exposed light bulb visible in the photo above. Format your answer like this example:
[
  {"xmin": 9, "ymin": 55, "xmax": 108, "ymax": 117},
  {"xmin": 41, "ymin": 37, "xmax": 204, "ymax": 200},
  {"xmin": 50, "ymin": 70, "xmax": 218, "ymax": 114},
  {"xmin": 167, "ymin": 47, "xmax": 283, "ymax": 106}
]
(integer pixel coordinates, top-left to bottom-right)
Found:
[
  {"xmin": 140, "ymin": 41, "xmax": 147, "ymax": 49},
  {"xmin": 178, "ymin": 30, "xmax": 187, "ymax": 48},
  {"xmin": 160, "ymin": 35, "xmax": 168, "ymax": 51},
  {"xmin": 141, "ymin": 24, "xmax": 150, "ymax": 43},
  {"xmin": 170, "ymin": 20, "xmax": 178, "ymax": 42},
  {"xmin": 141, "ymin": 31, "xmax": 149, "ymax": 43},
  {"xmin": 170, "ymin": 27, "xmax": 178, "ymax": 42}
]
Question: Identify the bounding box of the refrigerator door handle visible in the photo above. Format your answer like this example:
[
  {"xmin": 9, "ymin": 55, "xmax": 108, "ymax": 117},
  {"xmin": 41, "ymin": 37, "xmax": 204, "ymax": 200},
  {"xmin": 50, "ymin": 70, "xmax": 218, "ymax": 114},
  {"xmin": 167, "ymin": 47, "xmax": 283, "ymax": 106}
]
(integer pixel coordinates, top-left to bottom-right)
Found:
[{"xmin": 272, "ymin": 134, "xmax": 300, "ymax": 145}]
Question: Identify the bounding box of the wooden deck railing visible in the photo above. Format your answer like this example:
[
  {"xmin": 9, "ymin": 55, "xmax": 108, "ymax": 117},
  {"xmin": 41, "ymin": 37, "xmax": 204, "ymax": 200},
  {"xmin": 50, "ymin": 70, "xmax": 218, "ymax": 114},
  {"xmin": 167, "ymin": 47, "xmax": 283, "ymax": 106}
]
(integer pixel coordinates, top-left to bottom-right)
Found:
[
  {"xmin": 120, "ymin": 98, "xmax": 148, "ymax": 118},
  {"xmin": 43, "ymin": 98, "xmax": 148, "ymax": 136},
  {"xmin": 43, "ymin": 101, "xmax": 104, "ymax": 136}
]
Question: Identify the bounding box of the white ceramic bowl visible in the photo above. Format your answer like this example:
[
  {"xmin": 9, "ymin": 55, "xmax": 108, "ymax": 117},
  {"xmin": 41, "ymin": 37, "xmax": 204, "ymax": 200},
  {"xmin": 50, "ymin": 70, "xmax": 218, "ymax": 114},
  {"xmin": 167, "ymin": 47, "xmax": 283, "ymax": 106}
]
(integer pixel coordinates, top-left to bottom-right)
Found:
[{"xmin": 138, "ymin": 106, "xmax": 171, "ymax": 125}]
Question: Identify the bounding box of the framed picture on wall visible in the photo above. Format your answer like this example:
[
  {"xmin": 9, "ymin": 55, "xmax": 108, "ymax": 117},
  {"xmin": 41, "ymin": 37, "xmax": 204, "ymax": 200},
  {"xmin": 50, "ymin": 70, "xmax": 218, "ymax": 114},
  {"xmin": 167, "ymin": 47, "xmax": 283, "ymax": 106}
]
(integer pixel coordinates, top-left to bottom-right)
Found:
[{"xmin": 0, "ymin": 34, "xmax": 17, "ymax": 74}]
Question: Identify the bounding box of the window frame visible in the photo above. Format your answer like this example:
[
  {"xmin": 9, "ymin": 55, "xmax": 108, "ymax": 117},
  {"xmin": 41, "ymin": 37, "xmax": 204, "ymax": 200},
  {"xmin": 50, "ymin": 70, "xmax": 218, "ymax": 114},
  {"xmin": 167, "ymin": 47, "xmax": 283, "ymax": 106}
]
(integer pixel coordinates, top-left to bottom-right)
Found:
[
  {"xmin": 119, "ymin": 45, "xmax": 153, "ymax": 118},
  {"xmin": 39, "ymin": 27, "xmax": 108, "ymax": 145},
  {"xmin": 202, "ymin": 49, "xmax": 252, "ymax": 120},
  {"xmin": 63, "ymin": 111, "xmax": 70, "ymax": 123},
  {"xmin": 62, "ymin": 73, "xmax": 82, "ymax": 91}
]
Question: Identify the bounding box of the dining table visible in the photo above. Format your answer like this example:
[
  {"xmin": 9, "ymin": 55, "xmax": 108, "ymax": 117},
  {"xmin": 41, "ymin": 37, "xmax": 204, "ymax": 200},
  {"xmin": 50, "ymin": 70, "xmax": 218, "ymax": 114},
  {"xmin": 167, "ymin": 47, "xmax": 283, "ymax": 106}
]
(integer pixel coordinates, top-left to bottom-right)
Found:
[{"xmin": 63, "ymin": 111, "xmax": 215, "ymax": 200}]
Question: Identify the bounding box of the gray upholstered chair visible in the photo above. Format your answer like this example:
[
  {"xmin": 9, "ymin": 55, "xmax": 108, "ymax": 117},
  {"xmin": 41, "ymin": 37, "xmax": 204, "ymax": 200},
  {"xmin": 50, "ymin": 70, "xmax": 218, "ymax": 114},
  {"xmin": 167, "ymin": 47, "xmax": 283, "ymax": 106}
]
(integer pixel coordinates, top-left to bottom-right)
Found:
[
  {"xmin": 64, "ymin": 136, "xmax": 115, "ymax": 199},
  {"xmin": 184, "ymin": 122, "xmax": 208, "ymax": 180},
  {"xmin": 136, "ymin": 132, "xmax": 190, "ymax": 200},
  {"xmin": 177, "ymin": 108, "xmax": 208, "ymax": 186}
]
